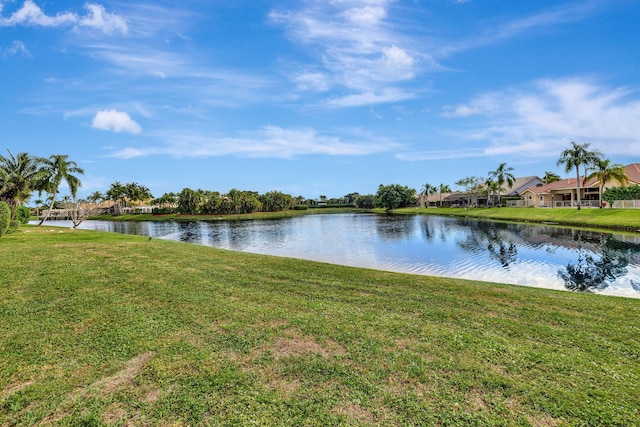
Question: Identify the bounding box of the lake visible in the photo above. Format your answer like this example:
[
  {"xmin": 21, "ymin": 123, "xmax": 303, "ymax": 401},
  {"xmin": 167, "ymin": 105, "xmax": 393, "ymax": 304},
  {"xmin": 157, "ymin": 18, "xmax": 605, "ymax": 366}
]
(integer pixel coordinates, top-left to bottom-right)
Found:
[{"xmin": 37, "ymin": 213, "xmax": 640, "ymax": 298}]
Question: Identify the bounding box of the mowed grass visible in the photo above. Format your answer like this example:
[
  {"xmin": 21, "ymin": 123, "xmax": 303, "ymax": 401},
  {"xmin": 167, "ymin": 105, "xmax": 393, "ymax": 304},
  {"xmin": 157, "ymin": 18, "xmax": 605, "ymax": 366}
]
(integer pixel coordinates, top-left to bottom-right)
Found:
[
  {"xmin": 1, "ymin": 226, "xmax": 639, "ymax": 426},
  {"xmin": 397, "ymin": 207, "xmax": 640, "ymax": 231}
]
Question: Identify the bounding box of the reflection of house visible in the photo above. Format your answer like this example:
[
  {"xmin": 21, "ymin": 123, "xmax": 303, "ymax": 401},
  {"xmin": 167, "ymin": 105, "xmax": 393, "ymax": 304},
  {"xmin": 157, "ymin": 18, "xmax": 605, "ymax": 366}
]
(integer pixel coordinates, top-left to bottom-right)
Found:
[{"xmin": 519, "ymin": 163, "xmax": 640, "ymax": 208}]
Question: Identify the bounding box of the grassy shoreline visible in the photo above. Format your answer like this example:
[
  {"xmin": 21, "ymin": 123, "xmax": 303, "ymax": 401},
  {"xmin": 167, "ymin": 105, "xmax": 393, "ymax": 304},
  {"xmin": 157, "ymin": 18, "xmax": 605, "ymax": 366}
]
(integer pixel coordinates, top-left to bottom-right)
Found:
[
  {"xmin": 395, "ymin": 206, "xmax": 640, "ymax": 232},
  {"xmin": 1, "ymin": 226, "xmax": 639, "ymax": 425}
]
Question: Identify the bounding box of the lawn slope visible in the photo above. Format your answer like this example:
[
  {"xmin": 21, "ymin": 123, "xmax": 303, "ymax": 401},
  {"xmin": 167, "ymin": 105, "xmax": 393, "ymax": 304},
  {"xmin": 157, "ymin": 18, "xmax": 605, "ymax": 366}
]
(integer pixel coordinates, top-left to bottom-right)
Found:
[{"xmin": 1, "ymin": 226, "xmax": 639, "ymax": 426}]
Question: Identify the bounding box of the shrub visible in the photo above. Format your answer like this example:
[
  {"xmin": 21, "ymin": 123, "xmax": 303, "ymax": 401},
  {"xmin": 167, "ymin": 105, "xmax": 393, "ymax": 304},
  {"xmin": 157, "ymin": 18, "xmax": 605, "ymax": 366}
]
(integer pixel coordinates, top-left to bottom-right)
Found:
[
  {"xmin": 16, "ymin": 206, "xmax": 31, "ymax": 224},
  {"xmin": 152, "ymin": 207, "xmax": 177, "ymax": 215},
  {"xmin": 293, "ymin": 204, "xmax": 308, "ymax": 210},
  {"xmin": 6, "ymin": 220, "xmax": 20, "ymax": 234},
  {"xmin": 0, "ymin": 201, "xmax": 10, "ymax": 237}
]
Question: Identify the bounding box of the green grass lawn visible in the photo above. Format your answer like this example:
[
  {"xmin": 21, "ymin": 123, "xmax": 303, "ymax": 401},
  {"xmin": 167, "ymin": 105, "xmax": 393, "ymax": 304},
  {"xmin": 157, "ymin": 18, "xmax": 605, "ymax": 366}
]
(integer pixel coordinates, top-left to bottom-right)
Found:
[
  {"xmin": 1, "ymin": 226, "xmax": 639, "ymax": 426},
  {"xmin": 396, "ymin": 207, "xmax": 640, "ymax": 231}
]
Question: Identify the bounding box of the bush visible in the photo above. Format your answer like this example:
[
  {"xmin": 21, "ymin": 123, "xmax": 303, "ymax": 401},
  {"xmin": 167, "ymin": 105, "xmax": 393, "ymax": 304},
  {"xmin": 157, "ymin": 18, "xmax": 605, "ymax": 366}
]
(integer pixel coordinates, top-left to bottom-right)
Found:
[
  {"xmin": 6, "ymin": 220, "xmax": 20, "ymax": 234},
  {"xmin": 0, "ymin": 201, "xmax": 10, "ymax": 237},
  {"xmin": 16, "ymin": 206, "xmax": 31, "ymax": 224},
  {"xmin": 152, "ymin": 207, "xmax": 177, "ymax": 214},
  {"xmin": 293, "ymin": 204, "xmax": 308, "ymax": 210}
]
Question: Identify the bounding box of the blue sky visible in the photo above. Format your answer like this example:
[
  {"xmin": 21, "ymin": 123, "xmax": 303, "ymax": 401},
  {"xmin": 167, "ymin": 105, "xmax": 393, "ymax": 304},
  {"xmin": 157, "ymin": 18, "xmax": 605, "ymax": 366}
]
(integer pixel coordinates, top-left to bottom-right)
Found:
[{"xmin": 2, "ymin": 0, "xmax": 639, "ymax": 200}]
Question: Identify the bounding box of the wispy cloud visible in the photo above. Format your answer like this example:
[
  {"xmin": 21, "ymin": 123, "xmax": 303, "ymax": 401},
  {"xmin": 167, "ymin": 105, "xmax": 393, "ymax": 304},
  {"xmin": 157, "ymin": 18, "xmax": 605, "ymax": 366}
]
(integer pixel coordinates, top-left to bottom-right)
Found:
[
  {"xmin": 0, "ymin": 1, "xmax": 128, "ymax": 35},
  {"xmin": 108, "ymin": 126, "xmax": 400, "ymax": 159},
  {"xmin": 437, "ymin": 78, "xmax": 640, "ymax": 159},
  {"xmin": 270, "ymin": 0, "xmax": 428, "ymax": 107},
  {"xmin": 92, "ymin": 109, "xmax": 142, "ymax": 134},
  {"xmin": 1, "ymin": 40, "xmax": 31, "ymax": 57},
  {"xmin": 439, "ymin": 0, "xmax": 606, "ymax": 56}
]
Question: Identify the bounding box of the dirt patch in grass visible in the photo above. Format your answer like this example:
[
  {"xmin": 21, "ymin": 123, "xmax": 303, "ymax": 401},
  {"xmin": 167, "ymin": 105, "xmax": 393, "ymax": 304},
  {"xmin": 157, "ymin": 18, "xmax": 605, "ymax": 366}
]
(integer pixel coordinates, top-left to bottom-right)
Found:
[
  {"xmin": 0, "ymin": 380, "xmax": 34, "ymax": 399},
  {"xmin": 333, "ymin": 403, "xmax": 377, "ymax": 424},
  {"xmin": 91, "ymin": 351, "xmax": 156, "ymax": 395},
  {"xmin": 271, "ymin": 333, "xmax": 345, "ymax": 359}
]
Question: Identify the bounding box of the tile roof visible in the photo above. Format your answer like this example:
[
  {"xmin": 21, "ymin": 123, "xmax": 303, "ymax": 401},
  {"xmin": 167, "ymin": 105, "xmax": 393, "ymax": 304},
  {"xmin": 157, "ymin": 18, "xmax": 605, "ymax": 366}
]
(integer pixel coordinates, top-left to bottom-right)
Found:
[{"xmin": 520, "ymin": 163, "xmax": 640, "ymax": 194}]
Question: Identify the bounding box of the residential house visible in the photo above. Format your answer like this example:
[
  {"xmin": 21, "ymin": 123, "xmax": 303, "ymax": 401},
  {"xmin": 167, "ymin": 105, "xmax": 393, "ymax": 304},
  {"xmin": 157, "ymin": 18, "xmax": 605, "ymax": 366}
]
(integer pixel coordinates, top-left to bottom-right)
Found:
[{"xmin": 519, "ymin": 163, "xmax": 640, "ymax": 208}]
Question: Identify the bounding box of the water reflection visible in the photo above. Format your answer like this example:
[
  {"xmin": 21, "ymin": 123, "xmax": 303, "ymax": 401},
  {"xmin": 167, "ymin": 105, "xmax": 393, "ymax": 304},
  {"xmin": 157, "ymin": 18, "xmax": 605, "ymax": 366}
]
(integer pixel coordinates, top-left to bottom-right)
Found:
[{"xmin": 36, "ymin": 214, "xmax": 640, "ymax": 298}]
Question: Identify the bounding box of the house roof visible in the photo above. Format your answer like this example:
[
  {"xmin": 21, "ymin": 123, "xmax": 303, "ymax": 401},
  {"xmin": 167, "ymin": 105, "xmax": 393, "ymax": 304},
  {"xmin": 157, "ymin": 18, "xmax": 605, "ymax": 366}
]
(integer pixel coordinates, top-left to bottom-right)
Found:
[
  {"xmin": 625, "ymin": 163, "xmax": 640, "ymax": 184},
  {"xmin": 520, "ymin": 163, "xmax": 640, "ymax": 195},
  {"xmin": 504, "ymin": 176, "xmax": 543, "ymax": 196}
]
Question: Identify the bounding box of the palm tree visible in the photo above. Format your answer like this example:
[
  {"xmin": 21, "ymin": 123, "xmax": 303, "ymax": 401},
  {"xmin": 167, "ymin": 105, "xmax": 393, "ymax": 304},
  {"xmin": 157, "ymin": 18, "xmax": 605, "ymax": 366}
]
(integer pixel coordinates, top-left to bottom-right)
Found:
[
  {"xmin": 421, "ymin": 183, "xmax": 437, "ymax": 207},
  {"xmin": 542, "ymin": 171, "xmax": 560, "ymax": 184},
  {"xmin": 87, "ymin": 191, "xmax": 104, "ymax": 204},
  {"xmin": 587, "ymin": 159, "xmax": 628, "ymax": 208},
  {"xmin": 487, "ymin": 163, "xmax": 515, "ymax": 207},
  {"xmin": 484, "ymin": 179, "xmax": 501, "ymax": 206},
  {"xmin": 0, "ymin": 150, "xmax": 43, "ymax": 219},
  {"xmin": 37, "ymin": 155, "xmax": 85, "ymax": 225},
  {"xmin": 437, "ymin": 183, "xmax": 451, "ymax": 207},
  {"xmin": 557, "ymin": 142, "xmax": 602, "ymax": 210}
]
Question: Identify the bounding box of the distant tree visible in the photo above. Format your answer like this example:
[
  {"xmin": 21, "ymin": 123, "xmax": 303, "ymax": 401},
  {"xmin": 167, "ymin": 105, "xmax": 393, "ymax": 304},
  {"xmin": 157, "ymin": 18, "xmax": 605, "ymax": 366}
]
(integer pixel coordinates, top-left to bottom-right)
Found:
[
  {"xmin": 420, "ymin": 183, "xmax": 437, "ymax": 207},
  {"xmin": 124, "ymin": 182, "xmax": 153, "ymax": 206},
  {"xmin": 87, "ymin": 191, "xmax": 104, "ymax": 203},
  {"xmin": 487, "ymin": 163, "xmax": 515, "ymax": 206},
  {"xmin": 153, "ymin": 192, "xmax": 178, "ymax": 208},
  {"xmin": 178, "ymin": 188, "xmax": 202, "ymax": 214},
  {"xmin": 0, "ymin": 150, "xmax": 42, "ymax": 219},
  {"xmin": 455, "ymin": 176, "xmax": 484, "ymax": 206},
  {"xmin": 259, "ymin": 191, "xmax": 292, "ymax": 212},
  {"xmin": 344, "ymin": 192, "xmax": 360, "ymax": 205},
  {"xmin": 36, "ymin": 154, "xmax": 85, "ymax": 225},
  {"xmin": 355, "ymin": 194, "xmax": 375, "ymax": 209},
  {"xmin": 437, "ymin": 183, "xmax": 451, "ymax": 207},
  {"xmin": 587, "ymin": 159, "xmax": 628, "ymax": 208},
  {"xmin": 106, "ymin": 181, "xmax": 127, "ymax": 214},
  {"xmin": 542, "ymin": 171, "xmax": 560, "ymax": 184},
  {"xmin": 557, "ymin": 142, "xmax": 602, "ymax": 210},
  {"xmin": 484, "ymin": 179, "xmax": 501, "ymax": 206},
  {"xmin": 63, "ymin": 198, "xmax": 105, "ymax": 228},
  {"xmin": 374, "ymin": 184, "xmax": 416, "ymax": 211}
]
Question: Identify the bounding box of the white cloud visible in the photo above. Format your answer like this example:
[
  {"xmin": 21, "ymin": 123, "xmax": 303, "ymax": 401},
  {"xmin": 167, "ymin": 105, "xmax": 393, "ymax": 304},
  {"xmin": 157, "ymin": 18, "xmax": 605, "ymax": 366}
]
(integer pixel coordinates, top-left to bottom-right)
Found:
[
  {"xmin": 270, "ymin": 0, "xmax": 424, "ymax": 106},
  {"xmin": 108, "ymin": 126, "xmax": 400, "ymax": 159},
  {"xmin": 328, "ymin": 88, "xmax": 415, "ymax": 107},
  {"xmin": 441, "ymin": 78, "xmax": 640, "ymax": 158},
  {"xmin": 0, "ymin": 1, "xmax": 128, "ymax": 35},
  {"xmin": 2, "ymin": 40, "xmax": 31, "ymax": 57},
  {"xmin": 439, "ymin": 1, "xmax": 604, "ymax": 56},
  {"xmin": 92, "ymin": 109, "xmax": 142, "ymax": 134},
  {"xmin": 78, "ymin": 4, "xmax": 127, "ymax": 35}
]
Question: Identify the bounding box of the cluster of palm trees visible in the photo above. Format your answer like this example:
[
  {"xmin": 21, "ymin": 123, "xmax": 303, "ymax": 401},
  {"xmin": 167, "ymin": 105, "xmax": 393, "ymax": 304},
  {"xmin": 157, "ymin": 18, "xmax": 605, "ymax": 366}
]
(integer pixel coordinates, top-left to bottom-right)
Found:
[
  {"xmin": 420, "ymin": 142, "xmax": 628, "ymax": 209},
  {"xmin": 557, "ymin": 141, "xmax": 628, "ymax": 209},
  {"xmin": 0, "ymin": 150, "xmax": 84, "ymax": 221}
]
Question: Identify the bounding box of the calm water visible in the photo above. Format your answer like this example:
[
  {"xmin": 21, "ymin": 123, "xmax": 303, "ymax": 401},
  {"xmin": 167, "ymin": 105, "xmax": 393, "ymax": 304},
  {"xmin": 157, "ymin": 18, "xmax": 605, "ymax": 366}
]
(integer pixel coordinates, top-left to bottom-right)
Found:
[{"xmin": 39, "ymin": 214, "xmax": 640, "ymax": 298}]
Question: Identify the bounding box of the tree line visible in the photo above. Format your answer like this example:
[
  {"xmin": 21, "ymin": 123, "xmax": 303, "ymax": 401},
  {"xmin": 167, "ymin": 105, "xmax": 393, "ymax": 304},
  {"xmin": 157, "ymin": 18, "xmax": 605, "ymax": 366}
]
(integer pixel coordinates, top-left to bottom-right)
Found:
[{"xmin": 0, "ymin": 151, "xmax": 84, "ymax": 223}]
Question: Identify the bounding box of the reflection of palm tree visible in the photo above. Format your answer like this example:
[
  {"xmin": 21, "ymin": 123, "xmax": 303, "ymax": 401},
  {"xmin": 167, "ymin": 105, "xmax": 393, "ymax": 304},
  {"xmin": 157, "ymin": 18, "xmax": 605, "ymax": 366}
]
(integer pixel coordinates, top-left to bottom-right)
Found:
[
  {"xmin": 455, "ymin": 220, "xmax": 519, "ymax": 267},
  {"xmin": 558, "ymin": 243, "xmax": 629, "ymax": 293}
]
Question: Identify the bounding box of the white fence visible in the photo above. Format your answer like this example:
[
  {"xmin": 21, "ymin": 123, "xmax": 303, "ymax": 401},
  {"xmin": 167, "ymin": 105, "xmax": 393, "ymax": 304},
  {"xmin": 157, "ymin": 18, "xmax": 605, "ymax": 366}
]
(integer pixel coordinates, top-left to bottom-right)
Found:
[{"xmin": 612, "ymin": 200, "xmax": 640, "ymax": 209}]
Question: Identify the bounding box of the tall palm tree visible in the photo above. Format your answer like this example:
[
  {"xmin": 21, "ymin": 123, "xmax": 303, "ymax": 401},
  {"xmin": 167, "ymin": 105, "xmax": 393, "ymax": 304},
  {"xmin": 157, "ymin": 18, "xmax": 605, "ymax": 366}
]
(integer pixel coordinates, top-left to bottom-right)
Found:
[
  {"xmin": 37, "ymin": 154, "xmax": 85, "ymax": 225},
  {"xmin": 0, "ymin": 150, "xmax": 43, "ymax": 219},
  {"xmin": 587, "ymin": 159, "xmax": 628, "ymax": 208},
  {"xmin": 557, "ymin": 142, "xmax": 602, "ymax": 210},
  {"xmin": 437, "ymin": 183, "xmax": 451, "ymax": 207},
  {"xmin": 421, "ymin": 183, "xmax": 437, "ymax": 207},
  {"xmin": 488, "ymin": 163, "xmax": 515, "ymax": 206}
]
